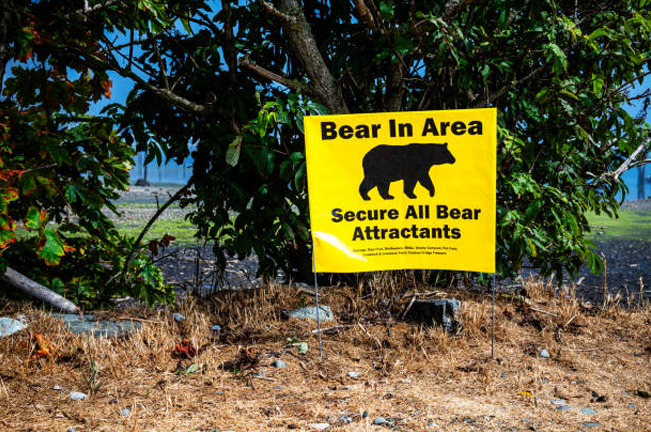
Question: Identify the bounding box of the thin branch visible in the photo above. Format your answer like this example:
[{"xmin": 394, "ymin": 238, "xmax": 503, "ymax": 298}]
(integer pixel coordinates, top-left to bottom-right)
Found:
[
  {"xmin": 194, "ymin": 9, "xmax": 226, "ymax": 37},
  {"xmin": 104, "ymin": 176, "xmax": 195, "ymax": 299},
  {"xmin": 260, "ymin": 1, "xmax": 296, "ymax": 24},
  {"xmin": 352, "ymin": 0, "xmax": 377, "ymax": 32},
  {"xmin": 601, "ymin": 138, "xmax": 651, "ymax": 182},
  {"xmin": 152, "ymin": 41, "xmax": 169, "ymax": 90},
  {"xmin": 64, "ymin": 0, "xmax": 118, "ymax": 19},
  {"xmin": 629, "ymin": 159, "xmax": 651, "ymax": 169},
  {"xmin": 586, "ymin": 68, "xmax": 651, "ymax": 116},
  {"xmin": 239, "ymin": 55, "xmax": 315, "ymax": 97},
  {"xmin": 88, "ymin": 51, "xmax": 207, "ymax": 113},
  {"xmin": 472, "ymin": 63, "xmax": 546, "ymax": 108}
]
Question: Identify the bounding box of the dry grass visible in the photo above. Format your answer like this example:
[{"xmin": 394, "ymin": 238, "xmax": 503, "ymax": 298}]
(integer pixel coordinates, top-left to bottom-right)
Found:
[{"xmin": 0, "ymin": 278, "xmax": 650, "ymax": 432}]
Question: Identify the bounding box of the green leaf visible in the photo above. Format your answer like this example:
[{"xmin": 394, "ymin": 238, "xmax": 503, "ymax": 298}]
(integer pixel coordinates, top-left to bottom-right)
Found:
[
  {"xmin": 37, "ymin": 229, "xmax": 71, "ymax": 266},
  {"xmin": 379, "ymin": 1, "xmax": 394, "ymax": 19},
  {"xmin": 24, "ymin": 206, "xmax": 47, "ymax": 230},
  {"xmin": 394, "ymin": 35, "xmax": 416, "ymax": 56},
  {"xmin": 297, "ymin": 342, "xmax": 308, "ymax": 354},
  {"xmin": 592, "ymin": 74, "xmax": 604, "ymax": 94},
  {"xmin": 65, "ymin": 185, "xmax": 85, "ymax": 204},
  {"xmin": 226, "ymin": 135, "xmax": 243, "ymax": 167}
]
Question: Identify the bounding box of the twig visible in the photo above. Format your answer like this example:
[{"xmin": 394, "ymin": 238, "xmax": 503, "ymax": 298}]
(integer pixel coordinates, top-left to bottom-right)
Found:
[
  {"xmin": 310, "ymin": 324, "xmax": 354, "ymax": 334},
  {"xmin": 152, "ymin": 42, "xmax": 169, "ymax": 90},
  {"xmin": 564, "ymin": 314, "xmax": 577, "ymax": 327},
  {"xmin": 472, "ymin": 63, "xmax": 546, "ymax": 108},
  {"xmin": 252, "ymin": 374, "xmax": 277, "ymax": 382},
  {"xmin": 529, "ymin": 307, "xmax": 558, "ymax": 317},
  {"xmin": 400, "ymin": 294, "xmax": 417, "ymax": 320},
  {"xmin": 357, "ymin": 323, "xmax": 382, "ymax": 349}
]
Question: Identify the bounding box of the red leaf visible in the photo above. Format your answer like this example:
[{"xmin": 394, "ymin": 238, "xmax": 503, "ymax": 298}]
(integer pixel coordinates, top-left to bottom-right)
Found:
[
  {"xmin": 172, "ymin": 340, "xmax": 197, "ymax": 358},
  {"xmin": 100, "ymin": 79, "xmax": 112, "ymax": 98},
  {"xmin": 148, "ymin": 239, "xmax": 159, "ymax": 256}
]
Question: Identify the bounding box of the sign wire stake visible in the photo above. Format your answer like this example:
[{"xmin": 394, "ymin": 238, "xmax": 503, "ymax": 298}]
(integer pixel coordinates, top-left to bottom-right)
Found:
[
  {"xmin": 491, "ymin": 272, "xmax": 496, "ymax": 360},
  {"xmin": 312, "ymin": 246, "xmax": 323, "ymax": 358}
]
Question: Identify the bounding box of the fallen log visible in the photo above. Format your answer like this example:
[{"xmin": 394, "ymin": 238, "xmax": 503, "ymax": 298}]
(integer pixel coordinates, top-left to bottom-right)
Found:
[{"xmin": 0, "ymin": 267, "xmax": 78, "ymax": 313}]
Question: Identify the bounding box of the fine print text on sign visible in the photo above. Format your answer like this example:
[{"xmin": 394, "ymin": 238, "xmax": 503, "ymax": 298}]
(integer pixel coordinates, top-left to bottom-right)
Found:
[{"xmin": 304, "ymin": 109, "xmax": 496, "ymax": 274}]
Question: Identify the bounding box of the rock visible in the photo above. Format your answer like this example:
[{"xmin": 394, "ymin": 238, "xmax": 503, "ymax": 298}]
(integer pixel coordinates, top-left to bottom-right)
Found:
[
  {"xmin": 407, "ymin": 298, "xmax": 461, "ymax": 332},
  {"xmin": 583, "ymin": 422, "xmax": 600, "ymax": 428},
  {"xmin": 69, "ymin": 391, "xmax": 88, "ymax": 401},
  {"xmin": 362, "ymin": 411, "xmax": 368, "ymax": 418},
  {"xmin": 373, "ymin": 417, "xmax": 386, "ymax": 425},
  {"xmin": 284, "ymin": 306, "xmax": 334, "ymax": 322},
  {"xmin": 348, "ymin": 371, "xmax": 360, "ymax": 378},
  {"xmin": 308, "ymin": 423, "xmax": 330, "ymax": 430},
  {"xmin": 51, "ymin": 313, "xmax": 141, "ymax": 338},
  {"xmin": 580, "ymin": 408, "xmax": 597, "ymax": 415},
  {"xmin": 67, "ymin": 428, "xmax": 76, "ymax": 432},
  {"xmin": 272, "ymin": 360, "xmax": 287, "ymax": 368},
  {"xmin": 120, "ymin": 407, "xmax": 131, "ymax": 417},
  {"xmin": 216, "ymin": 390, "xmax": 224, "ymax": 395},
  {"xmin": 52, "ymin": 385, "xmax": 63, "ymax": 391},
  {"xmin": 341, "ymin": 416, "xmax": 352, "ymax": 424},
  {"xmin": 556, "ymin": 405, "xmax": 572, "ymax": 411},
  {"xmin": 628, "ymin": 403, "xmax": 637, "ymax": 409},
  {"xmin": 172, "ymin": 313, "xmax": 185, "ymax": 322},
  {"xmin": 551, "ymin": 399, "xmax": 567, "ymax": 405},
  {"xmin": 539, "ymin": 349, "xmax": 550, "ymax": 358},
  {"xmin": 0, "ymin": 317, "xmax": 27, "ymax": 337},
  {"xmin": 274, "ymin": 385, "xmax": 283, "ymax": 390},
  {"xmin": 591, "ymin": 390, "xmax": 607, "ymax": 402}
]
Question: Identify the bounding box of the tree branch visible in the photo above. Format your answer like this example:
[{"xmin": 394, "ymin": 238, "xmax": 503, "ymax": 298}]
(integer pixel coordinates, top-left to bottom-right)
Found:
[
  {"xmin": 260, "ymin": 1, "xmax": 297, "ymax": 24},
  {"xmin": 630, "ymin": 159, "xmax": 651, "ymax": 169},
  {"xmin": 65, "ymin": 0, "xmax": 118, "ymax": 19},
  {"xmin": 601, "ymin": 138, "xmax": 651, "ymax": 182},
  {"xmin": 89, "ymin": 53, "xmax": 207, "ymax": 114},
  {"xmin": 352, "ymin": 0, "xmax": 377, "ymax": 33},
  {"xmin": 263, "ymin": 0, "xmax": 349, "ymax": 114},
  {"xmin": 0, "ymin": 267, "xmax": 78, "ymax": 313},
  {"xmin": 239, "ymin": 56, "xmax": 315, "ymax": 97},
  {"xmin": 151, "ymin": 41, "xmax": 169, "ymax": 90},
  {"xmin": 472, "ymin": 63, "xmax": 546, "ymax": 108}
]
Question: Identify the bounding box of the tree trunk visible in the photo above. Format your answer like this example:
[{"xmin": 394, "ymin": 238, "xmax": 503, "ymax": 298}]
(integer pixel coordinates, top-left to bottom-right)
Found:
[{"xmin": 0, "ymin": 267, "xmax": 79, "ymax": 313}]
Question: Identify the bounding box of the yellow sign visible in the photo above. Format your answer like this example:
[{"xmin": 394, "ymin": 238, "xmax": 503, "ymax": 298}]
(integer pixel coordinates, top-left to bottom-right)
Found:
[{"xmin": 304, "ymin": 108, "xmax": 496, "ymax": 273}]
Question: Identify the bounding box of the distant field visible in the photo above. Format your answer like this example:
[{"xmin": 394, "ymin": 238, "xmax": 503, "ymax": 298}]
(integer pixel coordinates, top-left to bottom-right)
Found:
[{"xmin": 586, "ymin": 208, "xmax": 651, "ymax": 241}]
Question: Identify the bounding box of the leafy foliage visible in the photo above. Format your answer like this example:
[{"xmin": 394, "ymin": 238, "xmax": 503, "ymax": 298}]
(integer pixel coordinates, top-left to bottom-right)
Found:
[
  {"xmin": 2, "ymin": 0, "xmax": 651, "ymax": 292},
  {"xmin": 0, "ymin": 0, "xmax": 173, "ymax": 307}
]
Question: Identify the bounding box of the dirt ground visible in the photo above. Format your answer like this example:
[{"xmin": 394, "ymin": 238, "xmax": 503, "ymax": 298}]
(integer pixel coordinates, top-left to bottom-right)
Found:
[{"xmin": 1, "ymin": 280, "xmax": 649, "ymax": 432}]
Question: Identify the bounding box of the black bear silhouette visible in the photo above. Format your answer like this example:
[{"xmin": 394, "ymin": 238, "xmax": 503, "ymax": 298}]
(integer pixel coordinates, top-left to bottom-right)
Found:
[{"xmin": 359, "ymin": 143, "xmax": 456, "ymax": 200}]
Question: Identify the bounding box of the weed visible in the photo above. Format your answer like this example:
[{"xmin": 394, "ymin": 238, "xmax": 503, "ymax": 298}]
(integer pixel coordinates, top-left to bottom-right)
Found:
[{"xmin": 80, "ymin": 337, "xmax": 102, "ymax": 395}]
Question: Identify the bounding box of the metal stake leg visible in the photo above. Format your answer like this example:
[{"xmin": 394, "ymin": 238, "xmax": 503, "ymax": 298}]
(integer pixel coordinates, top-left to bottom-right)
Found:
[
  {"xmin": 312, "ymin": 248, "xmax": 323, "ymax": 358},
  {"xmin": 491, "ymin": 272, "xmax": 496, "ymax": 360}
]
